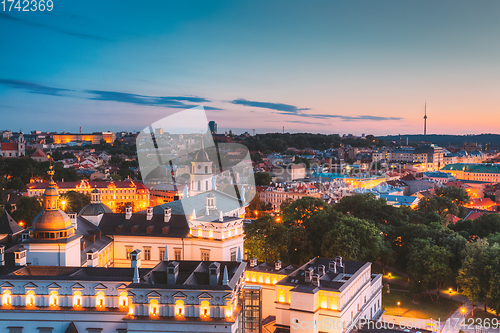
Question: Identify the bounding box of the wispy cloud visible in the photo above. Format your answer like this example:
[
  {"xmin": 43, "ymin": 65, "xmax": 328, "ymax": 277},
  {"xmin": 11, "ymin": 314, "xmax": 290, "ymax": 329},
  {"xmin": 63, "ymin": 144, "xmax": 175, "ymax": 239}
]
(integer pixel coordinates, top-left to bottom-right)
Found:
[
  {"xmin": 0, "ymin": 13, "xmax": 109, "ymax": 41},
  {"xmin": 0, "ymin": 79, "xmax": 71, "ymax": 96},
  {"xmin": 85, "ymin": 90, "xmax": 222, "ymax": 110},
  {"xmin": 230, "ymin": 98, "xmax": 402, "ymax": 121},
  {"xmin": 230, "ymin": 98, "xmax": 309, "ymax": 114}
]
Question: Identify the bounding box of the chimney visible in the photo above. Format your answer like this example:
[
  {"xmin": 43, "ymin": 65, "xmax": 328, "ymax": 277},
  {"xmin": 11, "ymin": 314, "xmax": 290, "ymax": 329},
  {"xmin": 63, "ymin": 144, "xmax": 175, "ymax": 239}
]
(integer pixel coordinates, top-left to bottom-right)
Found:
[
  {"xmin": 14, "ymin": 246, "xmax": 27, "ymax": 266},
  {"xmin": 209, "ymin": 262, "xmax": 221, "ymax": 285},
  {"xmin": 250, "ymin": 257, "xmax": 257, "ymax": 268},
  {"xmin": 335, "ymin": 256, "xmax": 343, "ymax": 267},
  {"xmin": 164, "ymin": 208, "xmax": 172, "ymax": 222},
  {"xmin": 219, "ymin": 211, "xmax": 223, "ymax": 222},
  {"xmin": 131, "ymin": 250, "xmax": 141, "ymax": 268},
  {"xmin": 167, "ymin": 261, "xmax": 180, "ymax": 285},
  {"xmin": 146, "ymin": 207, "xmax": 153, "ymax": 220},
  {"xmin": 0, "ymin": 245, "xmax": 4, "ymax": 266},
  {"xmin": 318, "ymin": 264, "xmax": 325, "ymax": 277},
  {"xmin": 305, "ymin": 267, "xmax": 314, "ymax": 283},
  {"xmin": 311, "ymin": 274, "xmax": 320, "ymax": 287},
  {"xmin": 68, "ymin": 212, "xmax": 77, "ymax": 229},
  {"xmin": 86, "ymin": 249, "xmax": 98, "ymax": 267},
  {"xmin": 275, "ymin": 260, "xmax": 282, "ymax": 271},
  {"xmin": 329, "ymin": 261, "xmax": 337, "ymax": 273},
  {"xmin": 125, "ymin": 206, "xmax": 132, "ymax": 219}
]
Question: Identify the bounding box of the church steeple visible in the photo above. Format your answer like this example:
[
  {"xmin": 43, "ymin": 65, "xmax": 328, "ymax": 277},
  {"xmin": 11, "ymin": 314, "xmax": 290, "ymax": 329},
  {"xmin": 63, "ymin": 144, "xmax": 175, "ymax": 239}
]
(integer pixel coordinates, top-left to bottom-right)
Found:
[{"xmin": 44, "ymin": 165, "xmax": 59, "ymax": 211}]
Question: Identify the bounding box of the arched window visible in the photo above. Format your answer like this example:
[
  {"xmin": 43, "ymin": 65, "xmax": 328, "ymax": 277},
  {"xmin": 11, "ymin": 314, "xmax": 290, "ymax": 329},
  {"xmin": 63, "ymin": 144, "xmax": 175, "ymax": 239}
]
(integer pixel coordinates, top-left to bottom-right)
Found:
[
  {"xmin": 119, "ymin": 292, "xmax": 128, "ymax": 308},
  {"xmin": 200, "ymin": 300, "xmax": 210, "ymax": 318},
  {"xmin": 174, "ymin": 300, "xmax": 184, "ymax": 317},
  {"xmin": 26, "ymin": 290, "xmax": 35, "ymax": 306},
  {"xmin": 225, "ymin": 301, "xmax": 233, "ymax": 318},
  {"xmin": 198, "ymin": 181, "xmax": 201, "ymax": 191},
  {"xmin": 198, "ymin": 229, "xmax": 202, "ymax": 238},
  {"xmin": 96, "ymin": 292, "xmax": 105, "ymax": 308},
  {"xmin": 2, "ymin": 290, "xmax": 11, "ymax": 305},
  {"xmin": 149, "ymin": 299, "xmax": 159, "ymax": 316},
  {"xmin": 73, "ymin": 291, "xmax": 82, "ymax": 307},
  {"xmin": 49, "ymin": 291, "xmax": 58, "ymax": 307},
  {"xmin": 208, "ymin": 229, "xmax": 213, "ymax": 238}
]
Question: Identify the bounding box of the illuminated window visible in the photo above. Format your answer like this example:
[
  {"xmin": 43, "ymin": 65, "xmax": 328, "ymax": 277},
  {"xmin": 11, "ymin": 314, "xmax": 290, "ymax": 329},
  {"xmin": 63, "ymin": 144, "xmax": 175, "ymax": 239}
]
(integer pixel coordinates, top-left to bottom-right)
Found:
[
  {"xmin": 2, "ymin": 290, "xmax": 11, "ymax": 305},
  {"xmin": 208, "ymin": 229, "xmax": 213, "ymax": 239},
  {"xmin": 200, "ymin": 300, "xmax": 210, "ymax": 318},
  {"xmin": 26, "ymin": 290, "xmax": 35, "ymax": 306},
  {"xmin": 198, "ymin": 229, "xmax": 203, "ymax": 238},
  {"xmin": 128, "ymin": 303, "xmax": 134, "ymax": 315},
  {"xmin": 49, "ymin": 291, "xmax": 59, "ymax": 307},
  {"xmin": 73, "ymin": 291, "xmax": 82, "ymax": 307},
  {"xmin": 225, "ymin": 301, "xmax": 233, "ymax": 318},
  {"xmin": 258, "ymin": 275, "xmax": 263, "ymax": 283},
  {"xmin": 175, "ymin": 300, "xmax": 184, "ymax": 317},
  {"xmin": 96, "ymin": 292, "xmax": 105, "ymax": 308},
  {"xmin": 119, "ymin": 292, "xmax": 128, "ymax": 308},
  {"xmin": 320, "ymin": 294, "xmax": 328, "ymax": 309},
  {"xmin": 201, "ymin": 250, "xmax": 210, "ymax": 261},
  {"xmin": 265, "ymin": 276, "xmax": 270, "ymax": 284},
  {"xmin": 149, "ymin": 299, "xmax": 159, "ymax": 316}
]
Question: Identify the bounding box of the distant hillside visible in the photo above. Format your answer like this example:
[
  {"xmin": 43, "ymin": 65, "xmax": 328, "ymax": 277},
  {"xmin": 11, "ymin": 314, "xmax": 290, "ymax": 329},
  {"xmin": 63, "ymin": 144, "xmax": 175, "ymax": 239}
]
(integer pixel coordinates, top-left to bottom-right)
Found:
[{"xmin": 378, "ymin": 134, "xmax": 500, "ymax": 147}]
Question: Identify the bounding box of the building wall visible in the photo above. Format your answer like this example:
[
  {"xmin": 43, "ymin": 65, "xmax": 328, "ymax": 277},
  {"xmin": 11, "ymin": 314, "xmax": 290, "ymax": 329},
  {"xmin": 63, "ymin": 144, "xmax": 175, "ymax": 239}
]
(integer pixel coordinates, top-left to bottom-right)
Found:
[{"xmin": 26, "ymin": 238, "xmax": 81, "ymax": 266}]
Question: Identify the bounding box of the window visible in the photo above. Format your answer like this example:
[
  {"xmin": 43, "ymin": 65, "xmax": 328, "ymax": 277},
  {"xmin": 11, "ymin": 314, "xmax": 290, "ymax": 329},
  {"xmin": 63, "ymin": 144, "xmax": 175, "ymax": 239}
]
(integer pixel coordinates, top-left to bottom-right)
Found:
[
  {"xmin": 230, "ymin": 248, "xmax": 237, "ymax": 261},
  {"xmin": 96, "ymin": 292, "xmax": 105, "ymax": 308},
  {"xmin": 175, "ymin": 300, "xmax": 184, "ymax": 316},
  {"xmin": 49, "ymin": 291, "xmax": 58, "ymax": 307},
  {"xmin": 73, "ymin": 291, "xmax": 82, "ymax": 307},
  {"xmin": 119, "ymin": 292, "xmax": 128, "ymax": 308},
  {"xmin": 126, "ymin": 246, "xmax": 133, "ymax": 259},
  {"xmin": 3, "ymin": 290, "xmax": 11, "ymax": 305},
  {"xmin": 38, "ymin": 328, "xmax": 53, "ymax": 333},
  {"xmin": 144, "ymin": 248, "xmax": 151, "ymax": 260},
  {"xmin": 26, "ymin": 290, "xmax": 35, "ymax": 306},
  {"xmin": 200, "ymin": 300, "xmax": 210, "ymax": 317},
  {"xmin": 201, "ymin": 249, "xmax": 210, "ymax": 261},
  {"xmin": 7, "ymin": 328, "xmax": 23, "ymax": 333},
  {"xmin": 174, "ymin": 249, "xmax": 181, "ymax": 261},
  {"xmin": 159, "ymin": 248, "xmax": 165, "ymax": 261},
  {"xmin": 205, "ymin": 166, "xmax": 208, "ymax": 173},
  {"xmin": 149, "ymin": 299, "xmax": 159, "ymax": 316}
]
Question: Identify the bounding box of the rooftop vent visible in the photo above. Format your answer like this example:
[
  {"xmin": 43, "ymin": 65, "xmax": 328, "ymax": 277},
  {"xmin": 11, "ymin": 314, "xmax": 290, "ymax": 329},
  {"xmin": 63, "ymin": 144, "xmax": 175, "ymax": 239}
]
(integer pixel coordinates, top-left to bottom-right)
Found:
[
  {"xmin": 164, "ymin": 208, "xmax": 172, "ymax": 222},
  {"xmin": 125, "ymin": 206, "xmax": 132, "ymax": 220},
  {"xmin": 250, "ymin": 257, "xmax": 257, "ymax": 268},
  {"xmin": 275, "ymin": 260, "xmax": 282, "ymax": 271},
  {"xmin": 146, "ymin": 207, "xmax": 153, "ymax": 220}
]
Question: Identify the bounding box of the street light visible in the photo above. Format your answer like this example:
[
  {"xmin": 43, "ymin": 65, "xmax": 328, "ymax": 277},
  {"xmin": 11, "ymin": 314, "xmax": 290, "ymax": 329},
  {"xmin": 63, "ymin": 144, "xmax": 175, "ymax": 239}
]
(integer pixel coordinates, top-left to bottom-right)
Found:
[
  {"xmin": 449, "ymin": 287, "xmax": 453, "ymax": 293},
  {"xmin": 61, "ymin": 200, "xmax": 66, "ymax": 211},
  {"xmin": 388, "ymin": 272, "xmax": 392, "ymax": 278},
  {"xmin": 397, "ymin": 301, "xmax": 401, "ymax": 316}
]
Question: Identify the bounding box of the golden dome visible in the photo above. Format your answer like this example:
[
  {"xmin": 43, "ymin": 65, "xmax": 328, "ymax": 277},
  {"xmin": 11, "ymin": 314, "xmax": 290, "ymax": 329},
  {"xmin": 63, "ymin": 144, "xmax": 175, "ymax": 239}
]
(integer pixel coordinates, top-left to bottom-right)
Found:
[{"xmin": 33, "ymin": 209, "xmax": 72, "ymax": 231}]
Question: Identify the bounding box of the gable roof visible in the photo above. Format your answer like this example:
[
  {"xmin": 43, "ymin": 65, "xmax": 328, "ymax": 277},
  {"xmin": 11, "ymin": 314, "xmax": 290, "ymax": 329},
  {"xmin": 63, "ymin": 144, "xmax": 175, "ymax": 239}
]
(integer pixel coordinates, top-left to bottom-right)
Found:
[
  {"xmin": 0, "ymin": 211, "xmax": 23, "ymax": 235},
  {"xmin": 98, "ymin": 213, "xmax": 190, "ymax": 238},
  {"xmin": 0, "ymin": 142, "xmax": 18, "ymax": 151}
]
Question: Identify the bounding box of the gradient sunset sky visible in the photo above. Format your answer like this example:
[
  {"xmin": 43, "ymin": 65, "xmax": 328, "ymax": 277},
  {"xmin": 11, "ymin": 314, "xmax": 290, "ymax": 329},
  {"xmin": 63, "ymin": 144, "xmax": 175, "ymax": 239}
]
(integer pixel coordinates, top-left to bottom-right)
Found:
[{"xmin": 1, "ymin": 0, "xmax": 499, "ymax": 135}]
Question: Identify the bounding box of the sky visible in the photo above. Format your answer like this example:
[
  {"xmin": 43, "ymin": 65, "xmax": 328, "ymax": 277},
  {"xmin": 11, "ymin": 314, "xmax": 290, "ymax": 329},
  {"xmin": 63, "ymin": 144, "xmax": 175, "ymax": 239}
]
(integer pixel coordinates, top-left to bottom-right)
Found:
[{"xmin": 0, "ymin": 0, "xmax": 499, "ymax": 136}]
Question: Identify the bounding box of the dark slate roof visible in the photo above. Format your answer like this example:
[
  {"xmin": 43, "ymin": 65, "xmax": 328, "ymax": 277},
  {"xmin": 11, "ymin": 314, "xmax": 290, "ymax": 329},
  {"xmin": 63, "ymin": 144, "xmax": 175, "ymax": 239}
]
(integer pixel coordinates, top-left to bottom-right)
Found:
[
  {"xmin": 79, "ymin": 202, "xmax": 113, "ymax": 216},
  {"xmin": 98, "ymin": 213, "xmax": 190, "ymax": 238},
  {"xmin": 246, "ymin": 261, "xmax": 297, "ymax": 276},
  {"xmin": 151, "ymin": 190, "xmax": 242, "ymax": 215},
  {"xmin": 277, "ymin": 257, "xmax": 370, "ymax": 293},
  {"xmin": 77, "ymin": 217, "xmax": 113, "ymax": 265},
  {"xmin": 133, "ymin": 260, "xmax": 246, "ymax": 291},
  {"xmin": 0, "ymin": 211, "xmax": 23, "ymax": 235},
  {"xmin": 0, "ymin": 265, "xmax": 150, "ymax": 282},
  {"xmin": 65, "ymin": 322, "xmax": 79, "ymax": 333}
]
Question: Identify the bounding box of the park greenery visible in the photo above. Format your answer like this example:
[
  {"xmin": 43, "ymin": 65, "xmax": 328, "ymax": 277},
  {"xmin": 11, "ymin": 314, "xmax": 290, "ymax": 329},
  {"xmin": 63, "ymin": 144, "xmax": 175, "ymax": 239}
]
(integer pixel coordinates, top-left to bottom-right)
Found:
[{"xmin": 244, "ymin": 188, "xmax": 500, "ymax": 315}]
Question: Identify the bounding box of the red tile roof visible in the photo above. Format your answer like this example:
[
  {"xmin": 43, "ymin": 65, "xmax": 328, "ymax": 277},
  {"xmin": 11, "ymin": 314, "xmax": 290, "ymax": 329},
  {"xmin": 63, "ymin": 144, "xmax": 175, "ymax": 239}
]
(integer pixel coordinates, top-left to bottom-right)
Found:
[{"xmin": 1, "ymin": 142, "xmax": 18, "ymax": 151}]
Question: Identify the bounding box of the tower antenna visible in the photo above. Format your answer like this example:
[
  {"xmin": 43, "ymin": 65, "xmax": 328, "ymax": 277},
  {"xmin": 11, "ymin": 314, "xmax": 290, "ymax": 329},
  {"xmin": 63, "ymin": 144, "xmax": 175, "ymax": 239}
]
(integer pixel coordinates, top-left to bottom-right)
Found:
[{"xmin": 424, "ymin": 102, "xmax": 428, "ymax": 136}]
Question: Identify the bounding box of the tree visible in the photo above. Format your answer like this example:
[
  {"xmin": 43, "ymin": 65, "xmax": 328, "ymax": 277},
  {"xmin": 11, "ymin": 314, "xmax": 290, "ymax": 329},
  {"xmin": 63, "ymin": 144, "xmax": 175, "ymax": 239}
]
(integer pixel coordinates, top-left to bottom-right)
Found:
[
  {"xmin": 254, "ymin": 172, "xmax": 272, "ymax": 186},
  {"xmin": 457, "ymin": 239, "xmax": 490, "ymax": 316},
  {"xmin": 59, "ymin": 191, "xmax": 90, "ymax": 213},
  {"xmin": 435, "ymin": 186, "xmax": 470, "ymax": 207},
  {"xmin": 245, "ymin": 195, "xmax": 266, "ymax": 218},
  {"xmin": 321, "ymin": 215, "xmax": 383, "ymax": 262},
  {"xmin": 407, "ymin": 238, "xmax": 453, "ymax": 301},
  {"xmin": 418, "ymin": 196, "xmax": 459, "ymax": 223},
  {"xmin": 11, "ymin": 196, "xmax": 43, "ymax": 228},
  {"xmin": 116, "ymin": 201, "xmax": 134, "ymax": 213},
  {"xmin": 110, "ymin": 155, "xmax": 124, "ymax": 165},
  {"xmin": 244, "ymin": 215, "xmax": 289, "ymax": 262}
]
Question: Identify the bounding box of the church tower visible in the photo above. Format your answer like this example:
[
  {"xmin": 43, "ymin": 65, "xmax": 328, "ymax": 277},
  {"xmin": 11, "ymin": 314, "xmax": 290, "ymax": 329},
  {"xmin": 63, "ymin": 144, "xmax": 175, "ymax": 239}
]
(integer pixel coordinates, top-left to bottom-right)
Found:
[
  {"xmin": 25, "ymin": 166, "xmax": 82, "ymax": 266},
  {"xmin": 189, "ymin": 140, "xmax": 214, "ymax": 196}
]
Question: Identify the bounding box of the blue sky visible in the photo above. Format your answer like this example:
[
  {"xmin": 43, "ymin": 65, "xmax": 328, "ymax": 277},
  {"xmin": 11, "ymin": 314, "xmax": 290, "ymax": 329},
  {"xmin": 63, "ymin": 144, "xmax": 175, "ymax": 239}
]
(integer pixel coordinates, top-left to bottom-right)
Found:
[{"xmin": 0, "ymin": 0, "xmax": 499, "ymax": 135}]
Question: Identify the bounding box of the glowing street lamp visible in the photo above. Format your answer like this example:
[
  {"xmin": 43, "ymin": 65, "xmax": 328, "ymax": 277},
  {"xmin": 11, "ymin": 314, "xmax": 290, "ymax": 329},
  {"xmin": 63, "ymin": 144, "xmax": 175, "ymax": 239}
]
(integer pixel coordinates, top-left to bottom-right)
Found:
[
  {"xmin": 397, "ymin": 301, "xmax": 401, "ymax": 316},
  {"xmin": 388, "ymin": 272, "xmax": 392, "ymax": 278},
  {"xmin": 449, "ymin": 287, "xmax": 453, "ymax": 294},
  {"xmin": 61, "ymin": 200, "xmax": 66, "ymax": 211}
]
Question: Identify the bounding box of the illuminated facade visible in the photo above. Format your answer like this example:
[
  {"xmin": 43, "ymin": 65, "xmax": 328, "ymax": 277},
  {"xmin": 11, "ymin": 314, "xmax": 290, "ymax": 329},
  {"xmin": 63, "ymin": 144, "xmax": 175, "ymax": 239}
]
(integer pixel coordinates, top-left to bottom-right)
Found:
[
  {"xmin": 50, "ymin": 132, "xmax": 116, "ymax": 145},
  {"xmin": 274, "ymin": 257, "xmax": 383, "ymax": 333},
  {"xmin": 0, "ymin": 260, "xmax": 248, "ymax": 333},
  {"xmin": 25, "ymin": 180, "xmax": 150, "ymax": 213},
  {"xmin": 441, "ymin": 163, "xmax": 500, "ymax": 183}
]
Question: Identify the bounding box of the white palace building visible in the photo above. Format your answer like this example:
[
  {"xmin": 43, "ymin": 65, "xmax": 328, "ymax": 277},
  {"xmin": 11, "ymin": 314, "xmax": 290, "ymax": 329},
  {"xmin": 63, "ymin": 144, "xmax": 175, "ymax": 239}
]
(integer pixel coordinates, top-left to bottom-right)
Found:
[{"xmin": 0, "ymin": 158, "xmax": 383, "ymax": 331}]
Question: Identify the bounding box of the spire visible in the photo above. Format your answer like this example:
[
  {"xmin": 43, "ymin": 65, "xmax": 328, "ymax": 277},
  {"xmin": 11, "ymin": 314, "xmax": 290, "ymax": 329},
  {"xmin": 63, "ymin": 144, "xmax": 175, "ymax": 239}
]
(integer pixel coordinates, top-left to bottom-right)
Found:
[
  {"xmin": 163, "ymin": 245, "xmax": 169, "ymax": 261},
  {"xmin": 237, "ymin": 247, "xmax": 242, "ymax": 263},
  {"xmin": 133, "ymin": 265, "xmax": 139, "ymax": 283},
  {"xmin": 222, "ymin": 265, "xmax": 229, "ymax": 285},
  {"xmin": 44, "ymin": 164, "xmax": 59, "ymax": 211}
]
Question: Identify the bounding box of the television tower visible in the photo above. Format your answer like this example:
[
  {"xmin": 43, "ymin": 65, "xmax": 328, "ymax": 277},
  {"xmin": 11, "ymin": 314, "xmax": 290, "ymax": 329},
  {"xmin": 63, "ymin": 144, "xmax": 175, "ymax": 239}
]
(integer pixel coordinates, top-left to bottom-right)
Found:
[{"xmin": 423, "ymin": 102, "xmax": 427, "ymax": 136}]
